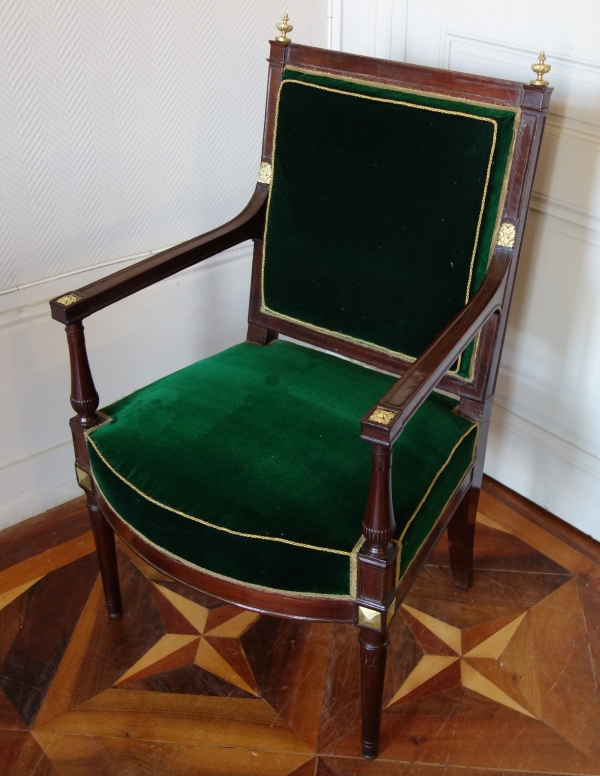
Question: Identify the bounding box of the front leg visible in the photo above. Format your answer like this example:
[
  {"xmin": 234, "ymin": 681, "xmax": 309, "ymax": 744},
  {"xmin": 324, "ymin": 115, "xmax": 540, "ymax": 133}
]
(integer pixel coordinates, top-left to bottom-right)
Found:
[
  {"xmin": 359, "ymin": 628, "xmax": 389, "ymax": 759},
  {"xmin": 66, "ymin": 321, "xmax": 122, "ymax": 619}
]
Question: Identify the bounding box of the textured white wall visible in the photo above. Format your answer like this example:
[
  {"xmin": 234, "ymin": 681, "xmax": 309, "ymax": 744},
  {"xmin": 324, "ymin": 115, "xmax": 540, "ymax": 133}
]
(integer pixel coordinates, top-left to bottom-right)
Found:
[
  {"xmin": 331, "ymin": 0, "xmax": 600, "ymax": 539},
  {"xmin": 0, "ymin": 0, "xmax": 326, "ymax": 292},
  {"xmin": 0, "ymin": 1, "xmax": 326, "ymax": 528}
]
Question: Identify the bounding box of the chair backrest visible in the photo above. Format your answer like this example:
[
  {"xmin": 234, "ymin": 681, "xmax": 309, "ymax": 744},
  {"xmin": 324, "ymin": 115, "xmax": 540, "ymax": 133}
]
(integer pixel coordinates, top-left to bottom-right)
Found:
[{"xmin": 249, "ymin": 45, "xmax": 551, "ymax": 400}]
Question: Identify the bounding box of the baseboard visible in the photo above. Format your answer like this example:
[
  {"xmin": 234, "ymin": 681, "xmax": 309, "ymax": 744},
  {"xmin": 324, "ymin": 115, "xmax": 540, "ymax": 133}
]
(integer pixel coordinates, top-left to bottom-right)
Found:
[
  {"xmin": 0, "ymin": 439, "xmax": 82, "ymax": 531},
  {"xmin": 491, "ymin": 397, "xmax": 600, "ymax": 483},
  {"xmin": 0, "ymin": 481, "xmax": 82, "ymax": 533},
  {"xmin": 482, "ymin": 474, "xmax": 600, "ymax": 566},
  {"xmin": 485, "ymin": 401, "xmax": 600, "ymax": 541}
]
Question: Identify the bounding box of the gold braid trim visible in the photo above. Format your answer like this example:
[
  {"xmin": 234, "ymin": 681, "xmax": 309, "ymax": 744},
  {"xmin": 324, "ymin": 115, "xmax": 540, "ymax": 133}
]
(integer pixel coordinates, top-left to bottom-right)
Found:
[
  {"xmin": 398, "ymin": 423, "xmax": 479, "ymax": 542},
  {"xmin": 94, "ymin": 476, "xmax": 353, "ymax": 601},
  {"xmin": 86, "ymin": 433, "xmax": 351, "ymax": 557},
  {"xmin": 260, "ymin": 73, "xmax": 518, "ymax": 382},
  {"xmin": 349, "ymin": 535, "xmax": 365, "ymax": 599},
  {"xmin": 87, "ymin": 409, "xmax": 477, "ymax": 596},
  {"xmin": 397, "ymin": 462, "xmax": 477, "ymax": 582},
  {"xmin": 284, "ymin": 66, "xmax": 522, "ymax": 116}
]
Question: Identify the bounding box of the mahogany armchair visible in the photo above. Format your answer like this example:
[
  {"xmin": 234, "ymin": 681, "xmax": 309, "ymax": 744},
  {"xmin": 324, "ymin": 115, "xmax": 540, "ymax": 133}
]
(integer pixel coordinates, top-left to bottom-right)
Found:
[{"xmin": 50, "ymin": 34, "xmax": 551, "ymax": 759}]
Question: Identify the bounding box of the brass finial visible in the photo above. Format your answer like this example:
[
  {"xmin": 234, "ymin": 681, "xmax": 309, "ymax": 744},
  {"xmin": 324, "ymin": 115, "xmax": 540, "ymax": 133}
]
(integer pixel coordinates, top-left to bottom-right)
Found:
[
  {"xmin": 530, "ymin": 51, "xmax": 551, "ymax": 86},
  {"xmin": 275, "ymin": 13, "xmax": 293, "ymax": 43}
]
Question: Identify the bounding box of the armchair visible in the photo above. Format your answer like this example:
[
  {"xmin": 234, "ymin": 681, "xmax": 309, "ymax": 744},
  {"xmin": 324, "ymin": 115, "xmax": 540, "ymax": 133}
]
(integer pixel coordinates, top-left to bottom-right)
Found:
[{"xmin": 50, "ymin": 32, "xmax": 551, "ymax": 760}]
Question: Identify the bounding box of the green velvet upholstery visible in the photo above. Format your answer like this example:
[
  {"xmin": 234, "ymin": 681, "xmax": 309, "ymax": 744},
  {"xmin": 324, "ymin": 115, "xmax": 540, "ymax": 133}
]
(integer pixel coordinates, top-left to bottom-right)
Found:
[
  {"xmin": 262, "ymin": 69, "xmax": 518, "ymax": 379},
  {"xmin": 88, "ymin": 341, "xmax": 477, "ymax": 597}
]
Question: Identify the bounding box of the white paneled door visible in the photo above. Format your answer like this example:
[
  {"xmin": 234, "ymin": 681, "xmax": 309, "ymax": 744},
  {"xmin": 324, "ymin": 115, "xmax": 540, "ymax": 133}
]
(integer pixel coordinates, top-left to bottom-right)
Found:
[{"xmin": 330, "ymin": 0, "xmax": 600, "ymax": 538}]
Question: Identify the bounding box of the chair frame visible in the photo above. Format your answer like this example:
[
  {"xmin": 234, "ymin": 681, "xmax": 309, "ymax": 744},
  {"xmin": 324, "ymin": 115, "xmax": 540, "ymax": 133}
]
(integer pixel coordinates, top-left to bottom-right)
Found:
[{"xmin": 50, "ymin": 41, "xmax": 551, "ymax": 759}]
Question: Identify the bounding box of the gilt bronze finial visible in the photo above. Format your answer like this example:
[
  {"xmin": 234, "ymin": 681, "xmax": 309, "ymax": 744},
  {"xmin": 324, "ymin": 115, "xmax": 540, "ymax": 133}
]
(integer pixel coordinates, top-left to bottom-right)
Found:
[
  {"xmin": 275, "ymin": 13, "xmax": 293, "ymax": 43},
  {"xmin": 530, "ymin": 51, "xmax": 551, "ymax": 86}
]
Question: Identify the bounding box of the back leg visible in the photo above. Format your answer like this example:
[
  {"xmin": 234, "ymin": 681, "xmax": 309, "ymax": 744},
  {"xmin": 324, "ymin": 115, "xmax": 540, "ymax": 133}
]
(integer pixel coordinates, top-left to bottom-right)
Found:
[{"xmin": 447, "ymin": 485, "xmax": 479, "ymax": 590}]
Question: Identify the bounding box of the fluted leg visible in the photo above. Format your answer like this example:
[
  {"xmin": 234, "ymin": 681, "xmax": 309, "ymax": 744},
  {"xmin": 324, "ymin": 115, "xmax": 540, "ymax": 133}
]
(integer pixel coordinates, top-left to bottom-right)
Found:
[
  {"xmin": 359, "ymin": 628, "xmax": 388, "ymax": 759},
  {"xmin": 447, "ymin": 485, "xmax": 478, "ymax": 590},
  {"xmin": 87, "ymin": 494, "xmax": 122, "ymax": 619}
]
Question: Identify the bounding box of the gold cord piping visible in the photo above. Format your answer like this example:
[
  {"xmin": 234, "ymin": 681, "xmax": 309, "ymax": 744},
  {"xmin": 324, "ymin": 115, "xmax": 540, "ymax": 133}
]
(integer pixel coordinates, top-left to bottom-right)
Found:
[
  {"xmin": 397, "ymin": 447, "xmax": 478, "ymax": 579},
  {"xmin": 87, "ymin": 435, "xmax": 351, "ymax": 556},
  {"xmin": 349, "ymin": 535, "xmax": 365, "ymax": 599},
  {"xmin": 87, "ymin": 411, "xmax": 478, "ymax": 596},
  {"xmin": 94, "ymin": 478, "xmax": 354, "ymax": 601},
  {"xmin": 284, "ymin": 66, "xmax": 522, "ymax": 116},
  {"xmin": 261, "ymin": 74, "xmax": 512, "ymax": 381},
  {"xmin": 398, "ymin": 423, "xmax": 479, "ymax": 543}
]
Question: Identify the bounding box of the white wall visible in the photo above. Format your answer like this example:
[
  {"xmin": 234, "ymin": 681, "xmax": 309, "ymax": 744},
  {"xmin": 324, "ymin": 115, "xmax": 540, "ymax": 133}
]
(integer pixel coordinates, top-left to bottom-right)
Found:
[
  {"xmin": 0, "ymin": 1, "xmax": 325, "ymax": 290},
  {"xmin": 331, "ymin": 0, "xmax": 600, "ymax": 539},
  {"xmin": 0, "ymin": 1, "xmax": 326, "ymax": 528}
]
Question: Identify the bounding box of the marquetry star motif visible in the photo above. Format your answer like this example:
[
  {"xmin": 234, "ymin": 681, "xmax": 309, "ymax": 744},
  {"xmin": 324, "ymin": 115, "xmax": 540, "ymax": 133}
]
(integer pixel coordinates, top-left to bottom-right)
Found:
[
  {"xmin": 115, "ymin": 583, "xmax": 260, "ymax": 695},
  {"xmin": 388, "ymin": 603, "xmax": 536, "ymax": 717}
]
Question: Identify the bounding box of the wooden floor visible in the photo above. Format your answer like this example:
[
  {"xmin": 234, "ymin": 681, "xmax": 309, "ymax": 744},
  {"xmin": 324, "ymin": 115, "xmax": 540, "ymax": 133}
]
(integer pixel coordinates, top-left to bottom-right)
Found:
[{"xmin": 0, "ymin": 481, "xmax": 599, "ymax": 775}]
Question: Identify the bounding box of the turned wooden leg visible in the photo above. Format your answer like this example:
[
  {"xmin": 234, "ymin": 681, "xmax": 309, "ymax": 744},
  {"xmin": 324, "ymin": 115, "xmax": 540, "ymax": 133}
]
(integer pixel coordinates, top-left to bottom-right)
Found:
[
  {"xmin": 356, "ymin": 442, "xmax": 395, "ymax": 760},
  {"xmin": 87, "ymin": 494, "xmax": 122, "ymax": 619},
  {"xmin": 63, "ymin": 321, "xmax": 122, "ymax": 620},
  {"xmin": 359, "ymin": 628, "xmax": 388, "ymax": 759},
  {"xmin": 447, "ymin": 485, "xmax": 479, "ymax": 590}
]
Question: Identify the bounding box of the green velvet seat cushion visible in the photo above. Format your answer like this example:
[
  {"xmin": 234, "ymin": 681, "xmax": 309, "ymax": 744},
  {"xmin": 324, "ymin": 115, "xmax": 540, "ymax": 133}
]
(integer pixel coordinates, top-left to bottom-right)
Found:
[
  {"xmin": 262, "ymin": 68, "xmax": 518, "ymax": 379},
  {"xmin": 88, "ymin": 340, "xmax": 477, "ymax": 597}
]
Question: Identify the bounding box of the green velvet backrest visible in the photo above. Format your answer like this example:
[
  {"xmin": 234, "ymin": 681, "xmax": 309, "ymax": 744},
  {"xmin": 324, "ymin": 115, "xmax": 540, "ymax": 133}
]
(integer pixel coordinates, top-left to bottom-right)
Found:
[{"xmin": 262, "ymin": 68, "xmax": 519, "ymax": 380}]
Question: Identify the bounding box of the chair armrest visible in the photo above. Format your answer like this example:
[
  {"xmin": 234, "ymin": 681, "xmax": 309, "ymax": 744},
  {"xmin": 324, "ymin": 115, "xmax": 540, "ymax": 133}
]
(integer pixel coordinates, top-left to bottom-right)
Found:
[
  {"xmin": 361, "ymin": 246, "xmax": 511, "ymax": 445},
  {"xmin": 50, "ymin": 186, "xmax": 268, "ymax": 324}
]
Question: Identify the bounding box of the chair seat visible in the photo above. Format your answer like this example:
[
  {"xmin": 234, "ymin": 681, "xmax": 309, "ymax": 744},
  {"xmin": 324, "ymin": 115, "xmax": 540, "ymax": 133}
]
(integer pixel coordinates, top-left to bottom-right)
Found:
[{"xmin": 87, "ymin": 340, "xmax": 478, "ymax": 598}]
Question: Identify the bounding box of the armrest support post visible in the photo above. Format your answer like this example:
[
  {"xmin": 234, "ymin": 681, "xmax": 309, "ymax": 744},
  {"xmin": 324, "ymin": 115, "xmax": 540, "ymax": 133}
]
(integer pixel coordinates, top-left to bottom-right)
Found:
[
  {"xmin": 362, "ymin": 444, "xmax": 396, "ymax": 557},
  {"xmin": 65, "ymin": 322, "xmax": 100, "ymax": 428},
  {"xmin": 356, "ymin": 444, "xmax": 398, "ymax": 635},
  {"xmin": 65, "ymin": 321, "xmax": 122, "ymax": 618}
]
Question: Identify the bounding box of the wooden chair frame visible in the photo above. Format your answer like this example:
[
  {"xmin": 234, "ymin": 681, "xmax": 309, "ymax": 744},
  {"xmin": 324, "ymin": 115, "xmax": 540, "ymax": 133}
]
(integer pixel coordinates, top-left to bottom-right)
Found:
[{"xmin": 50, "ymin": 41, "xmax": 551, "ymax": 759}]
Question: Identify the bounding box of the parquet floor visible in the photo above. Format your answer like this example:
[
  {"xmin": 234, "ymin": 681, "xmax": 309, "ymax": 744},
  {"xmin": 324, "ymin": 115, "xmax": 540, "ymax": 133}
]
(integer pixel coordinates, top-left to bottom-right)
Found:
[{"xmin": 0, "ymin": 483, "xmax": 599, "ymax": 775}]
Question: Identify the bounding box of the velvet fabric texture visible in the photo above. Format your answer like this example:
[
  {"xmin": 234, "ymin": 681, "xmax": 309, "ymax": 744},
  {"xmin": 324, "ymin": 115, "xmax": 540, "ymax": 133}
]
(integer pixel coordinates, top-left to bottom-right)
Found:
[
  {"xmin": 88, "ymin": 341, "xmax": 477, "ymax": 596},
  {"xmin": 262, "ymin": 68, "xmax": 518, "ymax": 379}
]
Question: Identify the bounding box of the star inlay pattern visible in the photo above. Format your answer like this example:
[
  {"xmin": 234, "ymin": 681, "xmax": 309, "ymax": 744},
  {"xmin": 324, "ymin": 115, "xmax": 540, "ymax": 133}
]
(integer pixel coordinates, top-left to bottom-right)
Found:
[
  {"xmin": 389, "ymin": 603, "xmax": 536, "ymax": 717},
  {"xmin": 115, "ymin": 583, "xmax": 260, "ymax": 695}
]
